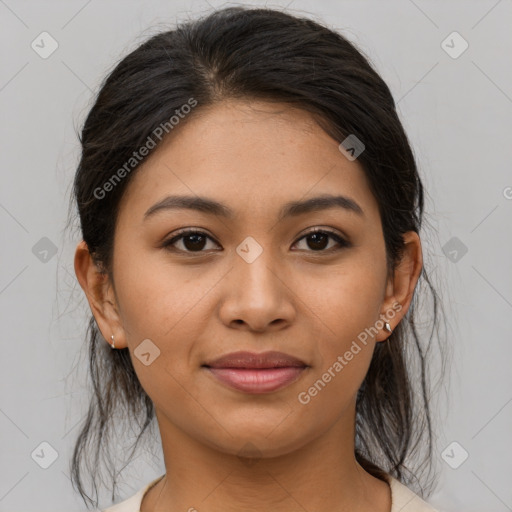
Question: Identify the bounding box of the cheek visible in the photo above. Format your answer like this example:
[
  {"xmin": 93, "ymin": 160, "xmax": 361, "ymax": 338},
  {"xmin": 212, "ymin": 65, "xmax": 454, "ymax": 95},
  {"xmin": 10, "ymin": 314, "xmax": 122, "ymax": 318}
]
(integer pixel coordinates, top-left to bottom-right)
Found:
[
  {"xmin": 112, "ymin": 247, "xmax": 220, "ymax": 385},
  {"xmin": 296, "ymin": 259, "xmax": 385, "ymax": 393},
  {"xmin": 112, "ymin": 243, "xmax": 206, "ymax": 339},
  {"xmin": 301, "ymin": 257, "xmax": 385, "ymax": 341}
]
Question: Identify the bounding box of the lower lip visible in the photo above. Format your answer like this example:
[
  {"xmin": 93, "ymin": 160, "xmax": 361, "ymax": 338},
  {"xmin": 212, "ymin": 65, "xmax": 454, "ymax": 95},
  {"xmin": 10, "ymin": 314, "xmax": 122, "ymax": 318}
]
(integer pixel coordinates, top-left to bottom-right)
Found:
[{"xmin": 205, "ymin": 367, "xmax": 307, "ymax": 393}]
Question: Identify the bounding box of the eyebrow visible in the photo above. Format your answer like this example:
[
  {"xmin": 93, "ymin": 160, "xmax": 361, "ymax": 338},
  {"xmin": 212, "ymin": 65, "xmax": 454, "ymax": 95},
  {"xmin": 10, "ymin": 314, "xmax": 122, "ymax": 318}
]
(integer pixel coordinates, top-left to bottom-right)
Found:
[{"xmin": 143, "ymin": 194, "xmax": 364, "ymax": 222}]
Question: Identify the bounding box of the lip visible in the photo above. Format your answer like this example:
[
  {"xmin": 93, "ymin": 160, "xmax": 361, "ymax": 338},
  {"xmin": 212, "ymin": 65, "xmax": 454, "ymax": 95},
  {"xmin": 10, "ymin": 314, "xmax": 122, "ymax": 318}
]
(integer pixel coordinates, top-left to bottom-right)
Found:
[
  {"xmin": 202, "ymin": 351, "xmax": 309, "ymax": 394},
  {"xmin": 204, "ymin": 350, "xmax": 307, "ymax": 369}
]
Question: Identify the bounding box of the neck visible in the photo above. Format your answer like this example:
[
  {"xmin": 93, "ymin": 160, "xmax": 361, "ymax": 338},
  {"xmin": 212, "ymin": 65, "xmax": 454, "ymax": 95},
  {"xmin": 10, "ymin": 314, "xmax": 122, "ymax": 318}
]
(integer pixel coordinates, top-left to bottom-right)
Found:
[{"xmin": 141, "ymin": 407, "xmax": 391, "ymax": 512}]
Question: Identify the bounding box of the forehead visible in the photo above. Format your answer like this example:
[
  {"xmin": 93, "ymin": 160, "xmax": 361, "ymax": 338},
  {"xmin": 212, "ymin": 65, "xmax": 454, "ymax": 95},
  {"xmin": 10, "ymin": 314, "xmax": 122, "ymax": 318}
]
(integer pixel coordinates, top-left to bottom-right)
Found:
[{"xmin": 117, "ymin": 100, "xmax": 379, "ymax": 224}]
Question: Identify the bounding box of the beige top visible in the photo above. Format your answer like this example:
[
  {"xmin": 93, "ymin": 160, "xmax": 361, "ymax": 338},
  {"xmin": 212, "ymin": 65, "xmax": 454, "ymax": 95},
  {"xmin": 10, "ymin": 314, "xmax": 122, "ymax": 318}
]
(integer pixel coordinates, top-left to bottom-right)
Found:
[{"xmin": 102, "ymin": 473, "xmax": 441, "ymax": 512}]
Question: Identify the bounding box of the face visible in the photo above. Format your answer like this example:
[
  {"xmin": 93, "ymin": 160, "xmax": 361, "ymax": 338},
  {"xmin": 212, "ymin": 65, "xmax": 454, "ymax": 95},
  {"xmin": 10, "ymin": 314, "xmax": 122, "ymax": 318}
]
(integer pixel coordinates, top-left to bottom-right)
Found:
[{"xmin": 79, "ymin": 99, "xmax": 418, "ymax": 458}]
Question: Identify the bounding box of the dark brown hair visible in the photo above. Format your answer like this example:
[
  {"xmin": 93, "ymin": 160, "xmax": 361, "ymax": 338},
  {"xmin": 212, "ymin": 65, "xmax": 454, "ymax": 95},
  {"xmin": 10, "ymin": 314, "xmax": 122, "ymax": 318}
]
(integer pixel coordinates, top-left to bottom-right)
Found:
[{"xmin": 67, "ymin": 6, "xmax": 449, "ymax": 508}]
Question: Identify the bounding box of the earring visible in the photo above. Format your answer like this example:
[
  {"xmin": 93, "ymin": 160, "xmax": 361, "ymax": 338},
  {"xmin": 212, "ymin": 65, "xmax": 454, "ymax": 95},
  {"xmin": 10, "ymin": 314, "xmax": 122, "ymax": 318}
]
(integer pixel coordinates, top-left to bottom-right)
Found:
[
  {"xmin": 384, "ymin": 322, "xmax": 392, "ymax": 334},
  {"xmin": 110, "ymin": 334, "xmax": 116, "ymax": 349}
]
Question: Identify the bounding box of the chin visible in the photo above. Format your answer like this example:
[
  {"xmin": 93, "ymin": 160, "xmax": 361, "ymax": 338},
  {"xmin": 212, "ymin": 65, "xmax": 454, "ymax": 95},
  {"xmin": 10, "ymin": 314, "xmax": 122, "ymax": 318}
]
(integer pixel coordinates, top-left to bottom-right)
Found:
[{"xmin": 198, "ymin": 417, "xmax": 312, "ymax": 460}]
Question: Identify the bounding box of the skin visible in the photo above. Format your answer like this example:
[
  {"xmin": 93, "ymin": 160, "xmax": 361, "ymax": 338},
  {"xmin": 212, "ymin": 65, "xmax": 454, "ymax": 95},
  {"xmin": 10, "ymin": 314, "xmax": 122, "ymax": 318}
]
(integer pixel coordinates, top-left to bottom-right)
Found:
[{"xmin": 74, "ymin": 99, "xmax": 423, "ymax": 512}]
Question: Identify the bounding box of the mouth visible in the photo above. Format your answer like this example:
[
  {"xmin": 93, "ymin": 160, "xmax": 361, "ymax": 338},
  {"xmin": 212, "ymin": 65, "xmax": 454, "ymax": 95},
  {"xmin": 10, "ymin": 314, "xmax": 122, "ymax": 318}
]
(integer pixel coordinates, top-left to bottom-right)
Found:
[{"xmin": 202, "ymin": 351, "xmax": 309, "ymax": 394}]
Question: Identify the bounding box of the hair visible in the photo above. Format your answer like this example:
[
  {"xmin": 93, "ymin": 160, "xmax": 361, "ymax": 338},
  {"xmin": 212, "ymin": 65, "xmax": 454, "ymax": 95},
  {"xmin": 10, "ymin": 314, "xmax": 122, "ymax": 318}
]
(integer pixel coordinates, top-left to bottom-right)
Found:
[{"xmin": 67, "ymin": 5, "xmax": 449, "ymax": 509}]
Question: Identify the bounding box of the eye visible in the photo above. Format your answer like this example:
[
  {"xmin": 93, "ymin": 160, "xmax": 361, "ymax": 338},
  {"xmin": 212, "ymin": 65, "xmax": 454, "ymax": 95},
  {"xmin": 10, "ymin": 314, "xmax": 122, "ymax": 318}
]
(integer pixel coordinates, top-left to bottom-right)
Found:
[
  {"xmin": 162, "ymin": 229, "xmax": 220, "ymax": 253},
  {"xmin": 161, "ymin": 228, "xmax": 350, "ymax": 254},
  {"xmin": 292, "ymin": 228, "xmax": 350, "ymax": 252}
]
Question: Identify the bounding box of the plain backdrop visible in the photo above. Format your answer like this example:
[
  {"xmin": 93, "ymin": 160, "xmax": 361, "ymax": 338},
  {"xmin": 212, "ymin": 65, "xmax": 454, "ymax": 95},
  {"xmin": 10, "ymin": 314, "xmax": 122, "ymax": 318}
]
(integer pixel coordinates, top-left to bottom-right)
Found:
[{"xmin": 1, "ymin": 1, "xmax": 511, "ymax": 511}]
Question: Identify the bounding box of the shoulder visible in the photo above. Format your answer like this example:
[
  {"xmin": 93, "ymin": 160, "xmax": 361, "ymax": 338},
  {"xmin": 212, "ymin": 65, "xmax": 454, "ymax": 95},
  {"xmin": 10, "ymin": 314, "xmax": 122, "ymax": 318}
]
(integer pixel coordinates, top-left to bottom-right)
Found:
[
  {"xmin": 384, "ymin": 474, "xmax": 442, "ymax": 512},
  {"xmin": 101, "ymin": 475, "xmax": 165, "ymax": 512}
]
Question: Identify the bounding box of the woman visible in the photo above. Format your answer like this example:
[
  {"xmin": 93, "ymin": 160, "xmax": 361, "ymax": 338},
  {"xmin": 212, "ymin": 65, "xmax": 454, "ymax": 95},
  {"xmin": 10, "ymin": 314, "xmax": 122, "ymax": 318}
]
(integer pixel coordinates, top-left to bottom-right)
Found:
[{"xmin": 70, "ymin": 6, "xmax": 447, "ymax": 511}]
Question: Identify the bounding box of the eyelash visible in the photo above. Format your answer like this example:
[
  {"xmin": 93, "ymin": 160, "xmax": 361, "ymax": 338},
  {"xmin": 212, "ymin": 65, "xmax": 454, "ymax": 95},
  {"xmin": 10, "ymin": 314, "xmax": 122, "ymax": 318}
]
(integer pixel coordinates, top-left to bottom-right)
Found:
[{"xmin": 161, "ymin": 228, "xmax": 351, "ymax": 255}]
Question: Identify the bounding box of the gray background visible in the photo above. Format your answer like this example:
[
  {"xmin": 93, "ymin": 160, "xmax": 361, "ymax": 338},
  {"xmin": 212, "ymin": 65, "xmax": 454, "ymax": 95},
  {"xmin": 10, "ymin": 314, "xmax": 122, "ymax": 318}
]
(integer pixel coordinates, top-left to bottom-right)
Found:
[{"xmin": 1, "ymin": 1, "xmax": 511, "ymax": 511}]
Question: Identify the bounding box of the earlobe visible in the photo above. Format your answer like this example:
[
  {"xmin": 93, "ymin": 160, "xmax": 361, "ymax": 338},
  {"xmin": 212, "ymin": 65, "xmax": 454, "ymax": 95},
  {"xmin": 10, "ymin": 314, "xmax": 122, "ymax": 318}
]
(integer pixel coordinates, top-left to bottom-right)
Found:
[
  {"xmin": 374, "ymin": 299, "xmax": 400, "ymax": 343},
  {"xmin": 74, "ymin": 240, "xmax": 126, "ymax": 349}
]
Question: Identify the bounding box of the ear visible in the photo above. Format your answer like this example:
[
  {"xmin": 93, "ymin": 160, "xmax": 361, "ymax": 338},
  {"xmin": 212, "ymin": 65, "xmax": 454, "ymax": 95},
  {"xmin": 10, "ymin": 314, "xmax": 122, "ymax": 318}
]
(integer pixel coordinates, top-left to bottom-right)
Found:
[
  {"xmin": 74, "ymin": 240, "xmax": 127, "ymax": 349},
  {"xmin": 375, "ymin": 231, "xmax": 423, "ymax": 342}
]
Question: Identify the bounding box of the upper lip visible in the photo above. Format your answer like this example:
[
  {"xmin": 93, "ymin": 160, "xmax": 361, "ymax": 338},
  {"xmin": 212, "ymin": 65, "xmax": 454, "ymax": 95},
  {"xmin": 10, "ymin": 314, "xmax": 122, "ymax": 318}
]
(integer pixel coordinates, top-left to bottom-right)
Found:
[{"xmin": 203, "ymin": 351, "xmax": 308, "ymax": 369}]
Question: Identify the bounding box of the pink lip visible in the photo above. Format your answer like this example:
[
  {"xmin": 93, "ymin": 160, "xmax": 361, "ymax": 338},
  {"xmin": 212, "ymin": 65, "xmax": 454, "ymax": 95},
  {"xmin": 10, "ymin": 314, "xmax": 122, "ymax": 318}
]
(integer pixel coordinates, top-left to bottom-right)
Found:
[
  {"xmin": 203, "ymin": 350, "xmax": 309, "ymax": 393},
  {"xmin": 205, "ymin": 367, "xmax": 307, "ymax": 393}
]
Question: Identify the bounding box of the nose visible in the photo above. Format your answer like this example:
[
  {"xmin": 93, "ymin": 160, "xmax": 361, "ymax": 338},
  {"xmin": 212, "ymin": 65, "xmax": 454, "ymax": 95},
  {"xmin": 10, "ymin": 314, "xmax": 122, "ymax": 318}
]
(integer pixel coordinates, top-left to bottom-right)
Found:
[{"xmin": 218, "ymin": 244, "xmax": 296, "ymax": 333}]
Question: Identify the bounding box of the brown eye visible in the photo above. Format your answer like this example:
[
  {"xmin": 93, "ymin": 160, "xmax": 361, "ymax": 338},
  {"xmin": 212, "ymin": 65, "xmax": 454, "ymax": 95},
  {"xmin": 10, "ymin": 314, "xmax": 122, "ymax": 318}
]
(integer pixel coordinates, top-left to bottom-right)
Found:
[
  {"xmin": 305, "ymin": 232, "xmax": 330, "ymax": 251},
  {"xmin": 293, "ymin": 229, "xmax": 350, "ymax": 252},
  {"xmin": 162, "ymin": 230, "xmax": 219, "ymax": 253}
]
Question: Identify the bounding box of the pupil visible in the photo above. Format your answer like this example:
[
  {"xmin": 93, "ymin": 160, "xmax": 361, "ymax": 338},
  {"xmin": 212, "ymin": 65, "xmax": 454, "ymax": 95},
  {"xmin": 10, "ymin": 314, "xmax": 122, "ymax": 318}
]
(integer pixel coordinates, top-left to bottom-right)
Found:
[
  {"xmin": 308, "ymin": 233, "xmax": 328, "ymax": 250},
  {"xmin": 184, "ymin": 234, "xmax": 206, "ymax": 251}
]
